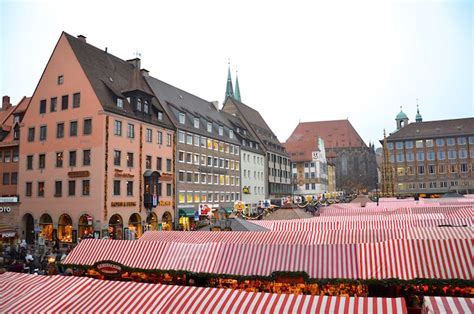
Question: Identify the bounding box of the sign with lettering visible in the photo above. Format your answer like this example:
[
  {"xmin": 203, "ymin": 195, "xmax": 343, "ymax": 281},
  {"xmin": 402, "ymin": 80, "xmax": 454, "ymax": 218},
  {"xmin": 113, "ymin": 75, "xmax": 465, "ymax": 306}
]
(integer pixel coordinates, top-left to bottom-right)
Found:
[
  {"xmin": 111, "ymin": 201, "xmax": 137, "ymax": 207},
  {"xmin": 0, "ymin": 207, "xmax": 12, "ymax": 213},
  {"xmin": 311, "ymin": 151, "xmax": 321, "ymax": 161},
  {"xmin": 158, "ymin": 200, "xmax": 172, "ymax": 206},
  {"xmin": 95, "ymin": 261, "xmax": 123, "ymax": 276},
  {"xmin": 114, "ymin": 169, "xmax": 134, "ymax": 178},
  {"xmin": 0, "ymin": 197, "xmax": 18, "ymax": 203},
  {"xmin": 68, "ymin": 171, "xmax": 90, "ymax": 178},
  {"xmin": 197, "ymin": 166, "xmax": 227, "ymax": 175}
]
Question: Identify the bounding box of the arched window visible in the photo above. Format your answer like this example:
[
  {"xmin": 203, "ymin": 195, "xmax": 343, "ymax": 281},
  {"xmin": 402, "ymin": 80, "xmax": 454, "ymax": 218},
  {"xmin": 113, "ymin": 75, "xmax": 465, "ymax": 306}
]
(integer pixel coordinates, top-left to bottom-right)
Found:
[
  {"xmin": 39, "ymin": 214, "xmax": 53, "ymax": 241},
  {"xmin": 146, "ymin": 212, "xmax": 158, "ymax": 231},
  {"xmin": 58, "ymin": 214, "xmax": 73, "ymax": 242},
  {"xmin": 162, "ymin": 212, "xmax": 172, "ymax": 231},
  {"xmin": 108, "ymin": 214, "xmax": 123, "ymax": 240},
  {"xmin": 128, "ymin": 213, "xmax": 142, "ymax": 239},
  {"xmin": 78, "ymin": 214, "xmax": 94, "ymax": 239}
]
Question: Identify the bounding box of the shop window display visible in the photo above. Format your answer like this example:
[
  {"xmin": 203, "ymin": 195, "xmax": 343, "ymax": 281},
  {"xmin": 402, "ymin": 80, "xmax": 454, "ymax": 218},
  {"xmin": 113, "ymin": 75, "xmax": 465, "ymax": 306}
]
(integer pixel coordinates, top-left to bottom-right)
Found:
[
  {"xmin": 78, "ymin": 214, "xmax": 94, "ymax": 239},
  {"xmin": 108, "ymin": 214, "xmax": 123, "ymax": 240},
  {"xmin": 39, "ymin": 214, "xmax": 53, "ymax": 241},
  {"xmin": 58, "ymin": 214, "xmax": 73, "ymax": 242},
  {"xmin": 162, "ymin": 212, "xmax": 172, "ymax": 231},
  {"xmin": 128, "ymin": 213, "xmax": 142, "ymax": 239},
  {"xmin": 146, "ymin": 212, "xmax": 158, "ymax": 231}
]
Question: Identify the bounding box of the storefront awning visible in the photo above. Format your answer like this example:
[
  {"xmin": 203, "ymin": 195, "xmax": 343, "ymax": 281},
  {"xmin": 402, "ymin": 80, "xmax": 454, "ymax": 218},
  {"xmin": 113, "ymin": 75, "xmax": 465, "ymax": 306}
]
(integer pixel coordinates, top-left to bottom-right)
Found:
[
  {"xmin": 0, "ymin": 223, "xmax": 17, "ymax": 238},
  {"xmin": 179, "ymin": 209, "xmax": 195, "ymax": 218},
  {"xmin": 222, "ymin": 208, "xmax": 232, "ymax": 215}
]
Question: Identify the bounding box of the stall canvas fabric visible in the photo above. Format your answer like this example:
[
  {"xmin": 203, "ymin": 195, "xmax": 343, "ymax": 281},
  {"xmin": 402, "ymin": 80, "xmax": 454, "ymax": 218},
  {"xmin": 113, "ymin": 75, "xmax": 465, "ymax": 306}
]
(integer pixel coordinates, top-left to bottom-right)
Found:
[
  {"xmin": 0, "ymin": 272, "xmax": 407, "ymax": 313},
  {"xmin": 422, "ymin": 296, "xmax": 474, "ymax": 314}
]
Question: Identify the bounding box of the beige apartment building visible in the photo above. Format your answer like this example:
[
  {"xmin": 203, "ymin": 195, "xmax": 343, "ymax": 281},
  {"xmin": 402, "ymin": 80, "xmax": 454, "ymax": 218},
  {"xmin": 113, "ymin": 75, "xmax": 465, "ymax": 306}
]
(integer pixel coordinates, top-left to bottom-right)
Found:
[{"xmin": 18, "ymin": 33, "xmax": 175, "ymax": 244}]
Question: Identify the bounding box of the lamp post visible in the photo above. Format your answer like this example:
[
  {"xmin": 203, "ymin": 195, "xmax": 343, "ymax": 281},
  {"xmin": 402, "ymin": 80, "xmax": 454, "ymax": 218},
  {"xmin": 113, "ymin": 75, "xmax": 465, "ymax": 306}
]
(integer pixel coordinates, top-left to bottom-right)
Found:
[{"xmin": 375, "ymin": 178, "xmax": 379, "ymax": 206}]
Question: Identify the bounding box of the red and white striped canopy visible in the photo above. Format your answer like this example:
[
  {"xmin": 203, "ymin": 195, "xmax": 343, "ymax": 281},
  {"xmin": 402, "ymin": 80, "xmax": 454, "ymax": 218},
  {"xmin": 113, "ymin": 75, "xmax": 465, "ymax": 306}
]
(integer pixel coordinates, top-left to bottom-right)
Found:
[
  {"xmin": 422, "ymin": 296, "xmax": 474, "ymax": 314},
  {"xmin": 0, "ymin": 272, "xmax": 407, "ymax": 313},
  {"xmin": 62, "ymin": 237, "xmax": 473, "ymax": 280}
]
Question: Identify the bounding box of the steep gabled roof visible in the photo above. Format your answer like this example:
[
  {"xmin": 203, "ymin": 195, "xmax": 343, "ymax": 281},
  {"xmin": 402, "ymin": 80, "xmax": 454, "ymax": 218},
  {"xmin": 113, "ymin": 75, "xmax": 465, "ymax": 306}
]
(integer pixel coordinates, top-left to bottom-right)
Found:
[
  {"xmin": 386, "ymin": 117, "xmax": 474, "ymax": 141},
  {"xmin": 287, "ymin": 120, "xmax": 367, "ymax": 149},
  {"xmin": 283, "ymin": 138, "xmax": 319, "ymax": 162},
  {"xmin": 0, "ymin": 96, "xmax": 31, "ymax": 145},
  {"xmin": 223, "ymin": 97, "xmax": 288, "ymax": 155},
  {"xmin": 221, "ymin": 111, "xmax": 264, "ymax": 155},
  {"xmin": 64, "ymin": 33, "xmax": 173, "ymax": 129}
]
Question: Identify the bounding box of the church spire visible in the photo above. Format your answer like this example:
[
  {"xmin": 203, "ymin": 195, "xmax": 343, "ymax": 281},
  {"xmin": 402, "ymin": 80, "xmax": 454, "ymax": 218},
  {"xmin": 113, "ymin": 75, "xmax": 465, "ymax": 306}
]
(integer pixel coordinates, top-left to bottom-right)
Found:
[
  {"xmin": 415, "ymin": 99, "xmax": 423, "ymax": 122},
  {"xmin": 234, "ymin": 70, "xmax": 241, "ymax": 102},
  {"xmin": 225, "ymin": 60, "xmax": 234, "ymax": 101}
]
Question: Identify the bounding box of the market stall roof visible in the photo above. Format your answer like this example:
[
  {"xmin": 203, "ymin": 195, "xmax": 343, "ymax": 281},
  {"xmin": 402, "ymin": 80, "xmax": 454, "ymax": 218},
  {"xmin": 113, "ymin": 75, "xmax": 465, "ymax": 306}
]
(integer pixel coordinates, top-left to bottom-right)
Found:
[
  {"xmin": 422, "ymin": 296, "xmax": 474, "ymax": 314},
  {"xmin": 62, "ymin": 237, "xmax": 473, "ymax": 280},
  {"xmin": 0, "ymin": 272, "xmax": 407, "ymax": 313}
]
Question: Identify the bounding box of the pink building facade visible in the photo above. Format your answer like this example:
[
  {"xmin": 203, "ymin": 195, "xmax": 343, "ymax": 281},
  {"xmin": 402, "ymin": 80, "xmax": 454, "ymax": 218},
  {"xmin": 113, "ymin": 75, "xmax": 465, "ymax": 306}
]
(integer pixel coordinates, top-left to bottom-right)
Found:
[{"xmin": 18, "ymin": 33, "xmax": 175, "ymax": 245}]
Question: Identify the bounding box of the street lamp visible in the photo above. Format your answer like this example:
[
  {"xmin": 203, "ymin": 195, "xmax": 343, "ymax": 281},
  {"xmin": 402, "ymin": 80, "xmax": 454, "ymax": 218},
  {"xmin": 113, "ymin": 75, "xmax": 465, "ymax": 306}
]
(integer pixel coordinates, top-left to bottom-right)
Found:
[{"xmin": 375, "ymin": 178, "xmax": 379, "ymax": 206}]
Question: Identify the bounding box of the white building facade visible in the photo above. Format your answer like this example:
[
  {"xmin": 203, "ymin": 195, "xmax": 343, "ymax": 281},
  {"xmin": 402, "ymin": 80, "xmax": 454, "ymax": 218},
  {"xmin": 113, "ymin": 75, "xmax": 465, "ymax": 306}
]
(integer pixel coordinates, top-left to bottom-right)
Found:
[{"xmin": 241, "ymin": 148, "xmax": 266, "ymax": 211}]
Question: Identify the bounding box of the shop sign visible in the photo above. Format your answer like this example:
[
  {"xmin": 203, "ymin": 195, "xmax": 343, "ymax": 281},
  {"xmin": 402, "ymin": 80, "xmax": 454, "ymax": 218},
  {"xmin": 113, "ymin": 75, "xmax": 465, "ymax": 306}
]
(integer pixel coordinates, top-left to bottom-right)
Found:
[
  {"xmin": 1, "ymin": 232, "xmax": 16, "ymax": 238},
  {"xmin": 111, "ymin": 201, "xmax": 137, "ymax": 207},
  {"xmin": 158, "ymin": 200, "xmax": 171, "ymax": 206},
  {"xmin": 114, "ymin": 169, "xmax": 134, "ymax": 178},
  {"xmin": 68, "ymin": 171, "xmax": 90, "ymax": 178},
  {"xmin": 152, "ymin": 194, "xmax": 158, "ymax": 207},
  {"xmin": 0, "ymin": 207, "xmax": 12, "ymax": 213},
  {"xmin": 95, "ymin": 261, "xmax": 123, "ymax": 276},
  {"xmin": 242, "ymin": 186, "xmax": 250, "ymax": 194},
  {"xmin": 159, "ymin": 173, "xmax": 173, "ymax": 181},
  {"xmin": 234, "ymin": 201, "xmax": 245, "ymax": 211},
  {"xmin": 0, "ymin": 197, "xmax": 18, "ymax": 203},
  {"xmin": 198, "ymin": 204, "xmax": 211, "ymax": 215},
  {"xmin": 198, "ymin": 166, "xmax": 227, "ymax": 175}
]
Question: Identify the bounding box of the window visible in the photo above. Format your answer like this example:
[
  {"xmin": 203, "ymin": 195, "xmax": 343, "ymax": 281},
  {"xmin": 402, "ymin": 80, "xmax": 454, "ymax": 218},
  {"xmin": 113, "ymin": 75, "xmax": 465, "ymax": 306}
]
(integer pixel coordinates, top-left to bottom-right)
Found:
[
  {"xmin": 418, "ymin": 165, "xmax": 425, "ymax": 175},
  {"xmin": 179, "ymin": 113, "xmax": 185, "ymax": 124},
  {"xmin": 186, "ymin": 153, "xmax": 192, "ymax": 163},
  {"xmin": 156, "ymin": 157, "xmax": 162, "ymax": 171},
  {"xmin": 27, "ymin": 155, "xmax": 33, "ymax": 170},
  {"xmin": 136, "ymin": 98, "xmax": 142, "ymax": 111},
  {"xmin": 12, "ymin": 149, "xmax": 18, "ymax": 162},
  {"xmin": 200, "ymin": 136, "xmax": 206, "ymax": 147},
  {"xmin": 127, "ymin": 124, "xmax": 135, "ymax": 138},
  {"xmin": 114, "ymin": 150, "xmax": 121, "ymax": 166},
  {"xmin": 144, "ymin": 101, "xmax": 149, "ymax": 113},
  {"xmin": 83, "ymin": 149, "xmax": 91, "ymax": 166},
  {"xmin": 437, "ymin": 151, "xmax": 446, "ymax": 160},
  {"xmin": 396, "ymin": 153, "xmax": 404, "ymax": 162},
  {"xmin": 416, "ymin": 152, "xmax": 424, "ymax": 161},
  {"xmin": 460, "ymin": 163, "xmax": 468, "ymax": 173},
  {"xmin": 186, "ymin": 172, "xmax": 192, "ymax": 182},
  {"xmin": 194, "ymin": 172, "xmax": 200, "ymax": 183},
  {"xmin": 178, "ymin": 191, "xmax": 185, "ymax": 203},
  {"xmin": 2, "ymin": 173, "xmax": 9, "ymax": 185},
  {"xmin": 83, "ymin": 119, "xmax": 92, "ymax": 135},
  {"xmin": 229, "ymin": 130, "xmax": 234, "ymax": 139},
  {"xmin": 427, "ymin": 151, "xmax": 435, "ymax": 161},
  {"xmin": 146, "ymin": 128, "xmax": 152, "ymax": 142},
  {"xmin": 70, "ymin": 121, "xmax": 78, "ymax": 136},
  {"xmin": 186, "ymin": 133, "xmax": 193, "ymax": 145},
  {"xmin": 40, "ymin": 100, "xmax": 46, "ymax": 114},
  {"xmin": 28, "ymin": 127, "xmax": 35, "ymax": 142},
  {"xmin": 69, "ymin": 151, "xmax": 76, "ymax": 167},
  {"xmin": 447, "ymin": 138, "xmax": 455, "ymax": 146},
  {"xmin": 448, "ymin": 150, "xmax": 457, "ymax": 160},
  {"xmin": 178, "ymin": 151, "xmax": 184, "ymax": 163},
  {"xmin": 146, "ymin": 156, "xmax": 152, "ymax": 169},
  {"xmin": 449, "ymin": 164, "xmax": 457, "ymax": 173},
  {"xmin": 26, "ymin": 182, "xmax": 32, "ymax": 197},
  {"xmin": 167, "ymin": 183, "xmax": 172, "ymax": 196},
  {"xmin": 194, "ymin": 118, "xmax": 199, "ymax": 128},
  {"xmin": 459, "ymin": 149, "xmax": 467, "ymax": 159},
  {"xmin": 186, "ymin": 191, "xmax": 192, "ymax": 203},
  {"xmin": 218, "ymin": 126, "xmax": 223, "ymax": 136},
  {"xmin": 39, "ymin": 125, "xmax": 47, "ymax": 141},
  {"xmin": 405, "ymin": 141, "xmax": 413, "ymax": 149},
  {"xmin": 68, "ymin": 180, "xmax": 76, "ymax": 196},
  {"xmin": 167, "ymin": 133, "xmax": 172, "ymax": 146},
  {"xmin": 127, "ymin": 181, "xmax": 133, "ymax": 196},
  {"xmin": 158, "ymin": 111, "xmax": 163, "ymax": 120},
  {"xmin": 114, "ymin": 120, "xmax": 122, "ymax": 136},
  {"xmin": 157, "ymin": 131, "xmax": 163, "ymax": 144},
  {"xmin": 201, "ymin": 173, "xmax": 207, "ymax": 184},
  {"xmin": 178, "ymin": 171, "xmax": 185, "ymax": 182},
  {"xmin": 386, "ymin": 142, "xmax": 393, "ymax": 150},
  {"xmin": 117, "ymin": 98, "xmax": 123, "ymax": 109},
  {"xmin": 56, "ymin": 152, "xmax": 63, "ymax": 167},
  {"xmin": 428, "ymin": 165, "xmax": 435, "ymax": 174},
  {"xmin": 39, "ymin": 154, "xmax": 45, "ymax": 169},
  {"xmin": 194, "ymin": 134, "xmax": 200, "ymax": 147},
  {"xmin": 55, "ymin": 181, "xmax": 62, "ymax": 197},
  {"xmin": 438, "ymin": 164, "xmax": 446, "ymax": 174},
  {"xmin": 114, "ymin": 180, "xmax": 121, "ymax": 195},
  {"xmin": 38, "ymin": 182, "xmax": 45, "ymax": 197},
  {"xmin": 61, "ymin": 95, "xmax": 68, "ymax": 110},
  {"xmin": 50, "ymin": 97, "xmax": 57, "ymax": 112},
  {"xmin": 396, "ymin": 142, "xmax": 403, "ymax": 149},
  {"xmin": 457, "ymin": 137, "xmax": 466, "ymax": 145},
  {"xmin": 425, "ymin": 139, "xmax": 433, "ymax": 147},
  {"xmin": 178, "ymin": 131, "xmax": 185, "ymax": 143},
  {"xmin": 166, "ymin": 159, "xmax": 172, "ymax": 172},
  {"xmin": 56, "ymin": 123, "xmax": 64, "ymax": 138},
  {"xmin": 127, "ymin": 153, "xmax": 134, "ymax": 167},
  {"xmin": 207, "ymin": 122, "xmax": 212, "ymax": 133},
  {"xmin": 82, "ymin": 180, "xmax": 90, "ymax": 195},
  {"xmin": 469, "ymin": 136, "xmax": 474, "ymax": 144},
  {"xmin": 58, "ymin": 75, "xmax": 64, "ymax": 85},
  {"xmin": 73, "ymin": 93, "xmax": 81, "ymax": 108},
  {"xmin": 194, "ymin": 154, "xmax": 199, "ymax": 165}
]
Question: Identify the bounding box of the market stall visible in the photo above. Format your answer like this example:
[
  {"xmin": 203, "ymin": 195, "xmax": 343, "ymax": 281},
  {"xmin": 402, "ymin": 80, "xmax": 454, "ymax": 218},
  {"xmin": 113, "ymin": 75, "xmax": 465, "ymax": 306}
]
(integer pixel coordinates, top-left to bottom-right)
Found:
[
  {"xmin": 0, "ymin": 272, "xmax": 408, "ymax": 313},
  {"xmin": 422, "ymin": 296, "xmax": 474, "ymax": 314}
]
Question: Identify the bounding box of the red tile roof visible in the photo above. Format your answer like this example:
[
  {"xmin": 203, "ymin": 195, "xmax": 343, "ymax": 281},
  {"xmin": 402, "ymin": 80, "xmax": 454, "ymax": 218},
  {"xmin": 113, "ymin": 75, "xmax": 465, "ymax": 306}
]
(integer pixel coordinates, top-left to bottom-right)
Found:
[
  {"xmin": 285, "ymin": 120, "xmax": 367, "ymax": 161},
  {"xmin": 0, "ymin": 97, "xmax": 30, "ymax": 146}
]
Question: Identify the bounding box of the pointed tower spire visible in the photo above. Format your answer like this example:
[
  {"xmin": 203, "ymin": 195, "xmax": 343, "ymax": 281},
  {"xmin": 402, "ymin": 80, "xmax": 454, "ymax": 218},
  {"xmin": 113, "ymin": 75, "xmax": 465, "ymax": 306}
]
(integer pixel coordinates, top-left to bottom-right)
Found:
[
  {"xmin": 225, "ymin": 60, "xmax": 234, "ymax": 102},
  {"xmin": 234, "ymin": 70, "xmax": 241, "ymax": 102},
  {"xmin": 415, "ymin": 99, "xmax": 423, "ymax": 122}
]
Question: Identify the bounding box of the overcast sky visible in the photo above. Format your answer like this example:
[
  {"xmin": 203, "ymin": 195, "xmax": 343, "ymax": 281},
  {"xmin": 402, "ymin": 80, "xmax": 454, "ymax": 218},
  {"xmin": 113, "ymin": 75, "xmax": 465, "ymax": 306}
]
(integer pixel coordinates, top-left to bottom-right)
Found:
[{"xmin": 1, "ymin": 0, "xmax": 472, "ymax": 146}]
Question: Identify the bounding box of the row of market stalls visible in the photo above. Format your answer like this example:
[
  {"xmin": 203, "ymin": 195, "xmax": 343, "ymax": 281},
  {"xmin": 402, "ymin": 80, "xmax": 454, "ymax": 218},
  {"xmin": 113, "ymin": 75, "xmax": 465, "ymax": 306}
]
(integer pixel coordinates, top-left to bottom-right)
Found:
[{"xmin": 0, "ymin": 272, "xmax": 409, "ymax": 313}]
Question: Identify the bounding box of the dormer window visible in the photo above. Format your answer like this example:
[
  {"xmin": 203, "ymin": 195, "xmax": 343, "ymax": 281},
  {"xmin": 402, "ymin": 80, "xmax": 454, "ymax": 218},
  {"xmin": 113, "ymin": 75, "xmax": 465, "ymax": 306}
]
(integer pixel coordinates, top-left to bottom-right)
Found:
[
  {"xmin": 250, "ymin": 142, "xmax": 253, "ymax": 148},
  {"xmin": 194, "ymin": 118, "xmax": 199, "ymax": 128},
  {"xmin": 137, "ymin": 98, "xmax": 142, "ymax": 111},
  {"xmin": 158, "ymin": 111, "xmax": 163, "ymax": 120},
  {"xmin": 229, "ymin": 130, "xmax": 234, "ymax": 139},
  {"xmin": 236, "ymin": 127, "xmax": 240, "ymax": 133},
  {"xmin": 179, "ymin": 112, "xmax": 185, "ymax": 124},
  {"xmin": 117, "ymin": 98, "xmax": 124, "ymax": 109},
  {"xmin": 144, "ymin": 100, "xmax": 149, "ymax": 113},
  {"xmin": 218, "ymin": 126, "xmax": 223, "ymax": 136},
  {"xmin": 207, "ymin": 122, "xmax": 212, "ymax": 133},
  {"xmin": 13, "ymin": 126, "xmax": 20, "ymax": 140}
]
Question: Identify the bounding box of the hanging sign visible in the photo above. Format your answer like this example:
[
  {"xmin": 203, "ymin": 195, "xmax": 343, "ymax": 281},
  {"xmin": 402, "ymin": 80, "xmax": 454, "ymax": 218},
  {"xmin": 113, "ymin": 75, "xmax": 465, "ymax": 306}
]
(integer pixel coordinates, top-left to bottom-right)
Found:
[
  {"xmin": 95, "ymin": 261, "xmax": 123, "ymax": 276},
  {"xmin": 152, "ymin": 194, "xmax": 158, "ymax": 207}
]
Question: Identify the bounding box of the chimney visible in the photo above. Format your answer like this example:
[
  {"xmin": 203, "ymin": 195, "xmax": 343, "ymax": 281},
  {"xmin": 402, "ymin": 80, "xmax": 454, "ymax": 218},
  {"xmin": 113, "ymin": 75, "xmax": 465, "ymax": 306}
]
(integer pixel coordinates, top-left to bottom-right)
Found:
[
  {"xmin": 77, "ymin": 35, "xmax": 87, "ymax": 42},
  {"xmin": 211, "ymin": 101, "xmax": 219, "ymax": 111},
  {"xmin": 127, "ymin": 58, "xmax": 141, "ymax": 69},
  {"xmin": 140, "ymin": 69, "xmax": 149, "ymax": 77},
  {"xmin": 2, "ymin": 96, "xmax": 11, "ymax": 111}
]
